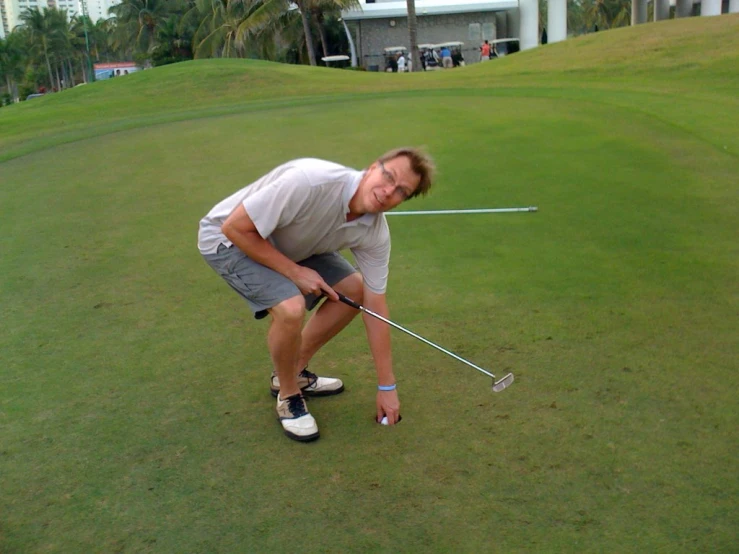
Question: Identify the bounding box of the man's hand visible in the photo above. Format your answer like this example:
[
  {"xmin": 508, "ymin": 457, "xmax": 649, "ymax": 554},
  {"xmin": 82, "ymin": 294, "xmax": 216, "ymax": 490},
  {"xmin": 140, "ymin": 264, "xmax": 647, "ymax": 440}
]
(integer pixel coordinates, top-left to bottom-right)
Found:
[
  {"xmin": 288, "ymin": 266, "xmax": 339, "ymax": 301},
  {"xmin": 377, "ymin": 389, "xmax": 400, "ymax": 425}
]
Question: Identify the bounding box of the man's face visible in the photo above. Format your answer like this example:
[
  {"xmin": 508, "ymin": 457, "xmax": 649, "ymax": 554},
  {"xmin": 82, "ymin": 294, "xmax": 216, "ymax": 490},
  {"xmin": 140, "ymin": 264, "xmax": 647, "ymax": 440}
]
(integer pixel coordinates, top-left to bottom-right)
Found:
[{"xmin": 355, "ymin": 155, "xmax": 421, "ymax": 214}]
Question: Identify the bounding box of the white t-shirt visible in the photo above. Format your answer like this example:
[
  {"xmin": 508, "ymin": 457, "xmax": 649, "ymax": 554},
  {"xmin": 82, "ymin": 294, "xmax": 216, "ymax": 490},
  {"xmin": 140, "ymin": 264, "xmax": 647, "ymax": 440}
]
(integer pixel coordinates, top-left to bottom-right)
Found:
[
  {"xmin": 198, "ymin": 158, "xmax": 391, "ymax": 294},
  {"xmin": 397, "ymin": 55, "xmax": 406, "ymax": 71}
]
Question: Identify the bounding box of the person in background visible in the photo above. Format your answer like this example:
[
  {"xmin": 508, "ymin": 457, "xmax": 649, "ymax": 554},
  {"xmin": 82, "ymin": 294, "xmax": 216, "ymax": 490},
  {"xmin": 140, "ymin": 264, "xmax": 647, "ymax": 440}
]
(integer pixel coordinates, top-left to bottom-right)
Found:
[
  {"xmin": 480, "ymin": 40, "xmax": 491, "ymax": 62},
  {"xmin": 452, "ymin": 47, "xmax": 465, "ymax": 67},
  {"xmin": 441, "ymin": 46, "xmax": 453, "ymax": 69},
  {"xmin": 397, "ymin": 52, "xmax": 406, "ymax": 73},
  {"xmin": 426, "ymin": 49, "xmax": 441, "ymax": 71}
]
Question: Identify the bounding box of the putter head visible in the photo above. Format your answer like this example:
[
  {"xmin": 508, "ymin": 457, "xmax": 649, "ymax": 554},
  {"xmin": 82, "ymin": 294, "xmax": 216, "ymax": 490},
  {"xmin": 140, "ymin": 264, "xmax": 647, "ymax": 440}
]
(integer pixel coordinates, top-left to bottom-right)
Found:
[{"xmin": 492, "ymin": 373, "xmax": 514, "ymax": 392}]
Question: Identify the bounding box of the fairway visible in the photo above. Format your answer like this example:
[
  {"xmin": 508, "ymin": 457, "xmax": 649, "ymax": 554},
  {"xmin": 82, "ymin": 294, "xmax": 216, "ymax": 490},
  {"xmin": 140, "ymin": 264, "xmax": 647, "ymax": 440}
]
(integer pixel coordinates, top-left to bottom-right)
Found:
[{"xmin": 1, "ymin": 16, "xmax": 738, "ymax": 553}]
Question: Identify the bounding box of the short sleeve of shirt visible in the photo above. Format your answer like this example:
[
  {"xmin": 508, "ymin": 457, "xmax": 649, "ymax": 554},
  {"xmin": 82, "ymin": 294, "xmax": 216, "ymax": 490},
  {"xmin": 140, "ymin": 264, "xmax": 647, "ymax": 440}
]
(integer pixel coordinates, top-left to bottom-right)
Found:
[
  {"xmin": 242, "ymin": 169, "xmax": 313, "ymax": 239},
  {"xmin": 352, "ymin": 231, "xmax": 391, "ymax": 294}
]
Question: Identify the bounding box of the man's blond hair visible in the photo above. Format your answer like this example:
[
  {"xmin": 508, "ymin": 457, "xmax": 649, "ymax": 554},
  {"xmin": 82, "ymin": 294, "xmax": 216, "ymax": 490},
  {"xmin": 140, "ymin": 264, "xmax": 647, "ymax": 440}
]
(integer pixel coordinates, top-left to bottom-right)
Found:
[{"xmin": 379, "ymin": 147, "xmax": 436, "ymax": 199}]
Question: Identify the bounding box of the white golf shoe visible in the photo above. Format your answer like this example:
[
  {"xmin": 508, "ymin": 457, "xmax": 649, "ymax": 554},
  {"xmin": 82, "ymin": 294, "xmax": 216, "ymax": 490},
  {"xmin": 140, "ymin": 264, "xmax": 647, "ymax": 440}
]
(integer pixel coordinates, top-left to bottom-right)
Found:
[
  {"xmin": 276, "ymin": 393, "xmax": 319, "ymax": 442},
  {"xmin": 270, "ymin": 368, "xmax": 344, "ymax": 398}
]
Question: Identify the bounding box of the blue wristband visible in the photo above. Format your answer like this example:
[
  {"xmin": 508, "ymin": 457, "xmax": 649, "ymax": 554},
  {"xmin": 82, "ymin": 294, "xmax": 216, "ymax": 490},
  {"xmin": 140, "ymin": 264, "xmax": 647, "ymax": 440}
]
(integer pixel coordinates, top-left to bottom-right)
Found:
[{"xmin": 378, "ymin": 384, "xmax": 397, "ymax": 391}]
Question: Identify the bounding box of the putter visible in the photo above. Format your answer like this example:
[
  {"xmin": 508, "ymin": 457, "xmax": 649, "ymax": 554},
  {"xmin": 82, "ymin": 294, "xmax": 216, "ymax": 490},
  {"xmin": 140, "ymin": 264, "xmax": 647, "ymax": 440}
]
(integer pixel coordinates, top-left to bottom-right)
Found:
[{"xmin": 337, "ymin": 293, "xmax": 514, "ymax": 392}]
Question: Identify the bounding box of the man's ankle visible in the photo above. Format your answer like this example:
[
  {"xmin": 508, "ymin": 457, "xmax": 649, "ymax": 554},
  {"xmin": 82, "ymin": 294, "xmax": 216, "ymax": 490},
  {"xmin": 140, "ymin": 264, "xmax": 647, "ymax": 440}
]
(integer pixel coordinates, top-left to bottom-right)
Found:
[{"xmin": 278, "ymin": 388, "xmax": 301, "ymax": 399}]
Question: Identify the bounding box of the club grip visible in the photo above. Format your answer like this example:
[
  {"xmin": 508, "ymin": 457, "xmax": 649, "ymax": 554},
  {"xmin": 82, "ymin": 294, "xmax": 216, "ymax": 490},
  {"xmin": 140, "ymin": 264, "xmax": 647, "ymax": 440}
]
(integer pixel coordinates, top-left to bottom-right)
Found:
[{"xmin": 337, "ymin": 293, "xmax": 362, "ymax": 310}]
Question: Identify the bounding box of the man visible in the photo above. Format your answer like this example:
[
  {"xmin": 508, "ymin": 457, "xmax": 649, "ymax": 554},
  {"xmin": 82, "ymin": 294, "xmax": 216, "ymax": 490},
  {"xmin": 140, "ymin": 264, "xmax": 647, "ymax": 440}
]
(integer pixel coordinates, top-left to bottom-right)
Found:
[
  {"xmin": 397, "ymin": 52, "xmax": 406, "ymax": 73},
  {"xmin": 441, "ymin": 46, "xmax": 453, "ymax": 69},
  {"xmin": 198, "ymin": 148, "xmax": 436, "ymax": 442},
  {"xmin": 480, "ymin": 40, "xmax": 491, "ymax": 62}
]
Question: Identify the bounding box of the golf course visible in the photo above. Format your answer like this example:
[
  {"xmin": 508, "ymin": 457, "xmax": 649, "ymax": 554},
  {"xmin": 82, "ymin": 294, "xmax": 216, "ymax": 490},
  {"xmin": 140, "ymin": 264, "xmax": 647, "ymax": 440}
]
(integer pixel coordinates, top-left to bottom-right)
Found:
[{"xmin": 1, "ymin": 14, "xmax": 737, "ymax": 552}]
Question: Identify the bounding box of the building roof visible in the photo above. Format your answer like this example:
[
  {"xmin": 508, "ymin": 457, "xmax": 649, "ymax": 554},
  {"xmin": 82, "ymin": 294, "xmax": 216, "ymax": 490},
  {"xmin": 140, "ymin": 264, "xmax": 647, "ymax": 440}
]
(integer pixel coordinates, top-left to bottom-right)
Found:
[{"xmin": 341, "ymin": 0, "xmax": 518, "ymax": 20}]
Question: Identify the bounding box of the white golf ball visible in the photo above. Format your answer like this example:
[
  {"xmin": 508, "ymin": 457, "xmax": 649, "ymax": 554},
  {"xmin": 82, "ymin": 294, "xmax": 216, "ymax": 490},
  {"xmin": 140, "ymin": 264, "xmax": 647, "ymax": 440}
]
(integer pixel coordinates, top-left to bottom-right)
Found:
[{"xmin": 380, "ymin": 416, "xmax": 389, "ymax": 425}]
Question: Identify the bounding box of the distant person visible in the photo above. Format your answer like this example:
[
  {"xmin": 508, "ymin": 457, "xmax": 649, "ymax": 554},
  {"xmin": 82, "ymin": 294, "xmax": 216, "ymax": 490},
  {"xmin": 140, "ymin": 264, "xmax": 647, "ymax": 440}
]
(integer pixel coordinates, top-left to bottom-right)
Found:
[
  {"xmin": 397, "ymin": 53, "xmax": 406, "ymax": 73},
  {"xmin": 198, "ymin": 149, "xmax": 436, "ymax": 442},
  {"xmin": 490, "ymin": 43, "xmax": 499, "ymax": 59},
  {"xmin": 480, "ymin": 40, "xmax": 491, "ymax": 62},
  {"xmin": 441, "ymin": 46, "xmax": 453, "ymax": 69},
  {"xmin": 428, "ymin": 49, "xmax": 440, "ymax": 70},
  {"xmin": 452, "ymin": 48, "xmax": 465, "ymax": 67}
]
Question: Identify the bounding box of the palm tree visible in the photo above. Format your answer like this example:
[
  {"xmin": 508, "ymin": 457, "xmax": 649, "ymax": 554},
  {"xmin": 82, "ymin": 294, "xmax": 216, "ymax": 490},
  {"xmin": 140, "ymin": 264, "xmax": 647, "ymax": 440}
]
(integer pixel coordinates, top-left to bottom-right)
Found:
[
  {"xmin": 70, "ymin": 15, "xmax": 96, "ymax": 82},
  {"xmin": 0, "ymin": 33, "xmax": 25, "ymax": 102},
  {"xmin": 584, "ymin": 0, "xmax": 630, "ymax": 30},
  {"xmin": 109, "ymin": 0, "xmax": 173, "ymax": 55},
  {"xmin": 90, "ymin": 18, "xmax": 116, "ymax": 62},
  {"xmin": 304, "ymin": 0, "xmax": 359, "ymax": 60},
  {"xmin": 406, "ymin": 0, "xmax": 420, "ymax": 72},
  {"xmin": 293, "ymin": 0, "xmax": 317, "ymax": 65},
  {"xmin": 151, "ymin": 14, "xmax": 193, "ymax": 64},
  {"xmin": 191, "ymin": 0, "xmax": 251, "ymax": 58},
  {"xmin": 189, "ymin": 0, "xmax": 288, "ymax": 59},
  {"xmin": 19, "ymin": 8, "xmax": 57, "ymax": 88},
  {"xmin": 45, "ymin": 8, "xmax": 74, "ymax": 89},
  {"xmin": 273, "ymin": 9, "xmax": 314, "ymax": 63}
]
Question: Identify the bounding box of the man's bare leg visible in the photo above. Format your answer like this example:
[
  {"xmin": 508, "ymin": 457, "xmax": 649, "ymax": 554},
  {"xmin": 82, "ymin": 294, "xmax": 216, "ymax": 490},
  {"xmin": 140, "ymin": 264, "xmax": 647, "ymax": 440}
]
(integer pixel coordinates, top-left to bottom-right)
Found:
[
  {"xmin": 267, "ymin": 296, "xmax": 306, "ymax": 398},
  {"xmin": 297, "ymin": 273, "xmax": 363, "ymax": 370}
]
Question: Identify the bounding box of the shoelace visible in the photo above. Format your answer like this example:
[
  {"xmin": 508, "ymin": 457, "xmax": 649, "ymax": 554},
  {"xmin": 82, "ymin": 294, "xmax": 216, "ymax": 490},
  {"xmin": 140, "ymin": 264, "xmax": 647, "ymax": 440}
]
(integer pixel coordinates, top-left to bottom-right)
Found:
[
  {"xmin": 298, "ymin": 368, "xmax": 318, "ymax": 387},
  {"xmin": 285, "ymin": 394, "xmax": 308, "ymax": 418}
]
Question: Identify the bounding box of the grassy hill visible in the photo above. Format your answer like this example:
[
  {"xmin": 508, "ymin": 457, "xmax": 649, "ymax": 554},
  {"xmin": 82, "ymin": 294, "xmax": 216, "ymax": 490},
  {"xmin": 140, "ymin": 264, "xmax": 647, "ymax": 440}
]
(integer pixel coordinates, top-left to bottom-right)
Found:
[
  {"xmin": 1, "ymin": 15, "xmax": 737, "ymax": 553},
  {"xmin": 1, "ymin": 15, "xmax": 737, "ymax": 162}
]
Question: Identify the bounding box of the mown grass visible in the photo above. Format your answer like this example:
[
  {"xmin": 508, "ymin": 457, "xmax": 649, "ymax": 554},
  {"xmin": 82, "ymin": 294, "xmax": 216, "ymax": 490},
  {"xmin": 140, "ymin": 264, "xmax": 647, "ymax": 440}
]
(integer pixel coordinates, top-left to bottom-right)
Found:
[{"xmin": 1, "ymin": 15, "xmax": 737, "ymax": 553}]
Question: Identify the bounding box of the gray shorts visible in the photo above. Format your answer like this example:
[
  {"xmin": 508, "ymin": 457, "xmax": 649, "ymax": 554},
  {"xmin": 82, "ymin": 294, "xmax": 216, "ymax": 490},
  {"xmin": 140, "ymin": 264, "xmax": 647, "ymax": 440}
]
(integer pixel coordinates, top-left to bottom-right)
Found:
[{"xmin": 202, "ymin": 244, "xmax": 357, "ymax": 320}]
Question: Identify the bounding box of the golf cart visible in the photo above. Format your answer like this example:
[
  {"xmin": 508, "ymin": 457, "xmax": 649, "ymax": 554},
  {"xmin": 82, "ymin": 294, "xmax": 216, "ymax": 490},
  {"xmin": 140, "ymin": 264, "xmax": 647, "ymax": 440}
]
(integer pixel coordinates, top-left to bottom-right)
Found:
[
  {"xmin": 434, "ymin": 41, "xmax": 466, "ymax": 67},
  {"xmin": 489, "ymin": 38, "xmax": 520, "ymax": 57},
  {"xmin": 418, "ymin": 43, "xmax": 440, "ymax": 71},
  {"xmin": 383, "ymin": 46, "xmax": 407, "ymax": 72},
  {"xmin": 321, "ymin": 55, "xmax": 350, "ymax": 68}
]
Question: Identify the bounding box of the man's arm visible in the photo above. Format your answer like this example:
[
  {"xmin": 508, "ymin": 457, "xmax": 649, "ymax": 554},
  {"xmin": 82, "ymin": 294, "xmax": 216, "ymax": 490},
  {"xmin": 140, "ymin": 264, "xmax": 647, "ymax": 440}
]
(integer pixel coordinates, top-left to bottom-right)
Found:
[
  {"xmin": 221, "ymin": 204, "xmax": 337, "ymax": 299},
  {"xmin": 362, "ymin": 289, "xmax": 401, "ymax": 425}
]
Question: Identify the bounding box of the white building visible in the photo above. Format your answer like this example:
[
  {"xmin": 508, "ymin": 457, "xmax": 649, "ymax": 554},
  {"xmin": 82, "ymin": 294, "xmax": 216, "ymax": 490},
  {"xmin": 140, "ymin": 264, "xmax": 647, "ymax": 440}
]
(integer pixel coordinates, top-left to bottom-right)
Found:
[
  {"xmin": 0, "ymin": 0, "xmax": 118, "ymax": 35},
  {"xmin": 0, "ymin": 0, "xmax": 45, "ymax": 36},
  {"xmin": 84, "ymin": 0, "xmax": 120, "ymax": 22},
  {"xmin": 342, "ymin": 0, "xmax": 739, "ymax": 65}
]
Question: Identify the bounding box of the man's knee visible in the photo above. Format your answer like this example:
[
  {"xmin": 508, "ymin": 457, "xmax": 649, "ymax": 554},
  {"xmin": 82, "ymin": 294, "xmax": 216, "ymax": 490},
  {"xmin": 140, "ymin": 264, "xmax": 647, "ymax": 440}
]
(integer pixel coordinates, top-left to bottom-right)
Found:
[
  {"xmin": 334, "ymin": 273, "xmax": 364, "ymax": 304},
  {"xmin": 270, "ymin": 296, "xmax": 306, "ymax": 326}
]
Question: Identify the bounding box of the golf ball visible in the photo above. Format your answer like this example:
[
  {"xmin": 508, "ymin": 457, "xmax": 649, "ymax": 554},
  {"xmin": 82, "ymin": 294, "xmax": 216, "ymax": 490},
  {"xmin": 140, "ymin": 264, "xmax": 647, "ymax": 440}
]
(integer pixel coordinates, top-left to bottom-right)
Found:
[{"xmin": 380, "ymin": 416, "xmax": 389, "ymax": 425}]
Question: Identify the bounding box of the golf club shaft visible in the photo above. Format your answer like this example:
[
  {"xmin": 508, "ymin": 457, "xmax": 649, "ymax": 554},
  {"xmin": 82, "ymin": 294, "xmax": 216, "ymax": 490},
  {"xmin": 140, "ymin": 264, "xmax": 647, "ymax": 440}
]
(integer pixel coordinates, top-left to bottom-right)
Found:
[
  {"xmin": 337, "ymin": 293, "xmax": 497, "ymax": 379},
  {"xmin": 387, "ymin": 207, "xmax": 537, "ymax": 216}
]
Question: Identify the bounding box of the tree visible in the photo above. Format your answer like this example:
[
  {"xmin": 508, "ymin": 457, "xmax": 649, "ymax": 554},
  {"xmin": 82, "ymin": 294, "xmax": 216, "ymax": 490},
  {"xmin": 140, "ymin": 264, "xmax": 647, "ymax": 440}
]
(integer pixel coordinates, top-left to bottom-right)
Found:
[
  {"xmin": 186, "ymin": 0, "xmax": 286, "ymax": 59},
  {"xmin": 304, "ymin": 0, "xmax": 359, "ymax": 60},
  {"xmin": 293, "ymin": 0, "xmax": 317, "ymax": 65},
  {"xmin": 566, "ymin": 0, "xmax": 630, "ymax": 34},
  {"xmin": 19, "ymin": 8, "xmax": 60, "ymax": 88},
  {"xmin": 151, "ymin": 14, "xmax": 193, "ymax": 65},
  {"xmin": 0, "ymin": 33, "xmax": 25, "ymax": 102},
  {"xmin": 109, "ymin": 0, "xmax": 174, "ymax": 56},
  {"xmin": 406, "ymin": 0, "xmax": 420, "ymax": 72}
]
